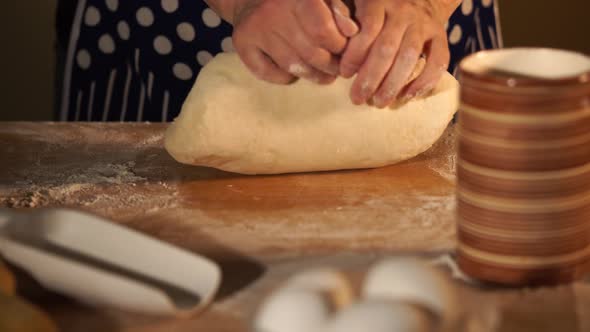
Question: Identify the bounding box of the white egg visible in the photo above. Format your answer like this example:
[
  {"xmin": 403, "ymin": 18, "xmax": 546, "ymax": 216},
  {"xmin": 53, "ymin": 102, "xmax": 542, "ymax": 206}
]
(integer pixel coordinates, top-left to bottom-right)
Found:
[
  {"xmin": 320, "ymin": 300, "xmax": 432, "ymax": 332},
  {"xmin": 254, "ymin": 288, "xmax": 331, "ymax": 332},
  {"xmin": 283, "ymin": 268, "xmax": 354, "ymax": 308},
  {"xmin": 253, "ymin": 268, "xmax": 354, "ymax": 332},
  {"xmin": 362, "ymin": 257, "xmax": 456, "ymax": 319}
]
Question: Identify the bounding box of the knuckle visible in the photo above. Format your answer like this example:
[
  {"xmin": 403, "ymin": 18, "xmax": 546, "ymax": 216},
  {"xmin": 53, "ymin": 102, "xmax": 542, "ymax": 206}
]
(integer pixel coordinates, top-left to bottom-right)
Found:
[
  {"xmin": 356, "ymin": 12, "xmax": 381, "ymax": 35},
  {"xmin": 252, "ymin": 64, "xmax": 270, "ymax": 80},
  {"xmin": 379, "ymin": 45, "xmax": 395, "ymax": 58},
  {"xmin": 301, "ymin": 47, "xmax": 324, "ymax": 64},
  {"xmin": 401, "ymin": 47, "xmax": 420, "ymax": 61},
  {"xmin": 341, "ymin": 57, "xmax": 363, "ymax": 72},
  {"xmin": 297, "ymin": 0, "xmax": 315, "ymax": 10},
  {"xmin": 378, "ymin": 40, "xmax": 397, "ymax": 57},
  {"xmin": 363, "ymin": 21, "xmax": 381, "ymax": 36},
  {"xmin": 397, "ymin": 1, "xmax": 414, "ymax": 12},
  {"xmin": 311, "ymin": 25, "xmax": 332, "ymax": 42},
  {"xmin": 287, "ymin": 62, "xmax": 310, "ymax": 76},
  {"xmin": 231, "ymin": 33, "xmax": 247, "ymax": 51},
  {"xmin": 258, "ymin": 0, "xmax": 279, "ymax": 14},
  {"xmin": 355, "ymin": 33, "xmax": 375, "ymax": 49}
]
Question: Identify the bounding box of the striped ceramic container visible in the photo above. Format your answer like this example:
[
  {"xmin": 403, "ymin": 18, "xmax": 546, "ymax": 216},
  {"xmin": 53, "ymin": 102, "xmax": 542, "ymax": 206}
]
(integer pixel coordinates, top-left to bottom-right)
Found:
[{"xmin": 456, "ymin": 48, "xmax": 590, "ymax": 285}]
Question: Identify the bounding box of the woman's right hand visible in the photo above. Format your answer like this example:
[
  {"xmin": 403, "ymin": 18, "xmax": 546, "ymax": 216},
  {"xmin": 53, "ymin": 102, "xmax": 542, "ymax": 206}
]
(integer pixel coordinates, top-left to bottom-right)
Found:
[{"xmin": 228, "ymin": 0, "xmax": 357, "ymax": 85}]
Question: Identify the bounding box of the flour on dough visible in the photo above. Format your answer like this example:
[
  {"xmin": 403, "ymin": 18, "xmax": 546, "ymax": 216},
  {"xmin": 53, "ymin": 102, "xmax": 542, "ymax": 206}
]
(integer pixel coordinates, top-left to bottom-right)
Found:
[{"xmin": 165, "ymin": 53, "xmax": 459, "ymax": 175}]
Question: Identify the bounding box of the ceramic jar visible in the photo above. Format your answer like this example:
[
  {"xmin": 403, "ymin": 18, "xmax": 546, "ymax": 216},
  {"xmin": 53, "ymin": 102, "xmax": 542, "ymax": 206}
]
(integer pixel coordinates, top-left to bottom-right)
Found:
[{"xmin": 456, "ymin": 48, "xmax": 590, "ymax": 285}]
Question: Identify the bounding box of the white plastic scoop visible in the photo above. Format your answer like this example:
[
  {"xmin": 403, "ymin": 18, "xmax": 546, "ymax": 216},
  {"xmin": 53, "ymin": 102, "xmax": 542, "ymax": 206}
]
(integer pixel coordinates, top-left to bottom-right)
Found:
[{"xmin": 0, "ymin": 208, "xmax": 221, "ymax": 317}]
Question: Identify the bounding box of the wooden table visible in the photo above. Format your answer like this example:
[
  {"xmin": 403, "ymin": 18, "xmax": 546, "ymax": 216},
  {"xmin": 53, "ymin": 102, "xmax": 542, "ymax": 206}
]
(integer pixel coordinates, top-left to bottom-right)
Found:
[{"xmin": 1, "ymin": 122, "xmax": 589, "ymax": 332}]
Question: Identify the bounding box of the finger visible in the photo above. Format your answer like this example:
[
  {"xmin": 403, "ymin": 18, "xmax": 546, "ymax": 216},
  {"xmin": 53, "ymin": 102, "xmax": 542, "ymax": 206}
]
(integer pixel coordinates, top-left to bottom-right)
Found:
[
  {"xmin": 295, "ymin": 0, "xmax": 347, "ymax": 53},
  {"xmin": 239, "ymin": 47, "xmax": 296, "ymax": 84},
  {"xmin": 372, "ymin": 26, "xmax": 425, "ymax": 108},
  {"xmin": 331, "ymin": 0, "xmax": 359, "ymax": 37},
  {"xmin": 349, "ymin": 18, "xmax": 407, "ymax": 105},
  {"xmin": 403, "ymin": 35, "xmax": 450, "ymax": 99},
  {"xmin": 288, "ymin": 22, "xmax": 341, "ymax": 76},
  {"xmin": 339, "ymin": 2, "xmax": 385, "ymax": 78},
  {"xmin": 263, "ymin": 33, "xmax": 337, "ymax": 84}
]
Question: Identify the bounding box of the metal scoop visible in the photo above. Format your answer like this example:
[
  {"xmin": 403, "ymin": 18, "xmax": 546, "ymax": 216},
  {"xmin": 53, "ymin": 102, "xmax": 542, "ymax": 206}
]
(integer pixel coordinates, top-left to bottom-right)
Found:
[{"xmin": 0, "ymin": 208, "xmax": 221, "ymax": 317}]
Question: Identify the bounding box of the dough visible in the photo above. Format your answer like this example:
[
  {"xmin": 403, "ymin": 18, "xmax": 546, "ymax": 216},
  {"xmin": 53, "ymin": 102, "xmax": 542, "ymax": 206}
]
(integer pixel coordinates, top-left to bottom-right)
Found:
[{"xmin": 165, "ymin": 53, "xmax": 459, "ymax": 175}]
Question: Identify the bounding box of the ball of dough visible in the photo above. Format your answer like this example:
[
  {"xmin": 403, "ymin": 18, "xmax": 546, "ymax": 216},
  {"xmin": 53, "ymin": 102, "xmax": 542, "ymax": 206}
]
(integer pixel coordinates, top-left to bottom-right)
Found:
[
  {"xmin": 320, "ymin": 300, "xmax": 432, "ymax": 332},
  {"xmin": 165, "ymin": 53, "xmax": 459, "ymax": 174},
  {"xmin": 253, "ymin": 268, "xmax": 355, "ymax": 332},
  {"xmin": 362, "ymin": 257, "xmax": 456, "ymax": 320}
]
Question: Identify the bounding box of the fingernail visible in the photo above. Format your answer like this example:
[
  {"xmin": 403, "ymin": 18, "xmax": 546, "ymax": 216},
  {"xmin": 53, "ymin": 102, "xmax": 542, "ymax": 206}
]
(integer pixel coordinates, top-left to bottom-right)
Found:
[
  {"xmin": 416, "ymin": 84, "xmax": 436, "ymax": 98},
  {"xmin": 332, "ymin": 5, "xmax": 346, "ymax": 20},
  {"xmin": 341, "ymin": 70, "xmax": 353, "ymax": 79},
  {"xmin": 373, "ymin": 91, "xmax": 394, "ymax": 108},
  {"xmin": 341, "ymin": 64, "xmax": 358, "ymax": 78},
  {"xmin": 327, "ymin": 66, "xmax": 340, "ymax": 76},
  {"xmin": 360, "ymin": 81, "xmax": 372, "ymax": 96},
  {"xmin": 333, "ymin": 6, "xmax": 359, "ymax": 36},
  {"xmin": 310, "ymin": 76, "xmax": 321, "ymax": 84},
  {"xmin": 350, "ymin": 91, "xmax": 362, "ymax": 105},
  {"xmin": 371, "ymin": 96, "xmax": 383, "ymax": 108},
  {"xmin": 401, "ymin": 93, "xmax": 416, "ymax": 103}
]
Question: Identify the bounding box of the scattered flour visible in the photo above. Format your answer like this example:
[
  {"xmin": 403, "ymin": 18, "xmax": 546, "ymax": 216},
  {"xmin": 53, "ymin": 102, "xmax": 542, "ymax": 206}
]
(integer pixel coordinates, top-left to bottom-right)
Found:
[
  {"xmin": 0, "ymin": 161, "xmax": 177, "ymax": 213},
  {"xmin": 425, "ymin": 127, "xmax": 457, "ymax": 182}
]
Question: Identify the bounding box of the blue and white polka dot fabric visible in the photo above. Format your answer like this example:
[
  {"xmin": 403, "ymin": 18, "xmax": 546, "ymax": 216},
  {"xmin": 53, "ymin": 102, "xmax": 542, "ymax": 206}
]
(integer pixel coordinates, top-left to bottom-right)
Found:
[
  {"xmin": 447, "ymin": 0, "xmax": 502, "ymax": 75},
  {"xmin": 59, "ymin": 0, "xmax": 501, "ymax": 122}
]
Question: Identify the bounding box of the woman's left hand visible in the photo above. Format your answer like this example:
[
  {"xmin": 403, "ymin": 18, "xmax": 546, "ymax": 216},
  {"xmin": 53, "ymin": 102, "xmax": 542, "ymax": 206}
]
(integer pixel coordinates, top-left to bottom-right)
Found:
[{"xmin": 341, "ymin": 0, "xmax": 460, "ymax": 108}]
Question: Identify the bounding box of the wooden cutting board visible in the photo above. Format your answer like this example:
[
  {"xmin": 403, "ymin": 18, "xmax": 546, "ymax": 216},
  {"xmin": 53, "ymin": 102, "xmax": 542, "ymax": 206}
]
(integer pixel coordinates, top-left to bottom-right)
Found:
[
  {"xmin": 0, "ymin": 122, "xmax": 457, "ymax": 258},
  {"xmin": 1, "ymin": 122, "xmax": 589, "ymax": 332}
]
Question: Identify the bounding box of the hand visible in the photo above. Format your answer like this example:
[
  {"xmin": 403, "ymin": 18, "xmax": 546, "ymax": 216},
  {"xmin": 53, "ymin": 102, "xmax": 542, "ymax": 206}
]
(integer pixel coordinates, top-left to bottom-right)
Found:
[
  {"xmin": 230, "ymin": 0, "xmax": 358, "ymax": 85},
  {"xmin": 341, "ymin": 0, "xmax": 459, "ymax": 108}
]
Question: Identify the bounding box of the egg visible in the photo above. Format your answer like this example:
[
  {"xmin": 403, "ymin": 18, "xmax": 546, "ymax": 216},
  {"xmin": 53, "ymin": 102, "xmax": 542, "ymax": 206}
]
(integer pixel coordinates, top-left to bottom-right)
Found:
[
  {"xmin": 254, "ymin": 288, "xmax": 333, "ymax": 332},
  {"xmin": 362, "ymin": 257, "xmax": 457, "ymax": 322},
  {"xmin": 253, "ymin": 268, "xmax": 354, "ymax": 332},
  {"xmin": 320, "ymin": 300, "xmax": 432, "ymax": 332},
  {"xmin": 283, "ymin": 268, "xmax": 354, "ymax": 309}
]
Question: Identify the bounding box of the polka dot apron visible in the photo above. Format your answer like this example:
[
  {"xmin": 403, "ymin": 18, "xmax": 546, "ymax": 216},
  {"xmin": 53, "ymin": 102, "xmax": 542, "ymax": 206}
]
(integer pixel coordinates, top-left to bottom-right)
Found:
[{"xmin": 59, "ymin": 0, "xmax": 501, "ymax": 122}]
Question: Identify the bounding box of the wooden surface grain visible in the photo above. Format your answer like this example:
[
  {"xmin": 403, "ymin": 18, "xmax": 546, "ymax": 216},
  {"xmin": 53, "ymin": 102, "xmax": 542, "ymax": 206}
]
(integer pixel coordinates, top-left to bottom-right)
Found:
[{"xmin": 0, "ymin": 122, "xmax": 589, "ymax": 332}]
